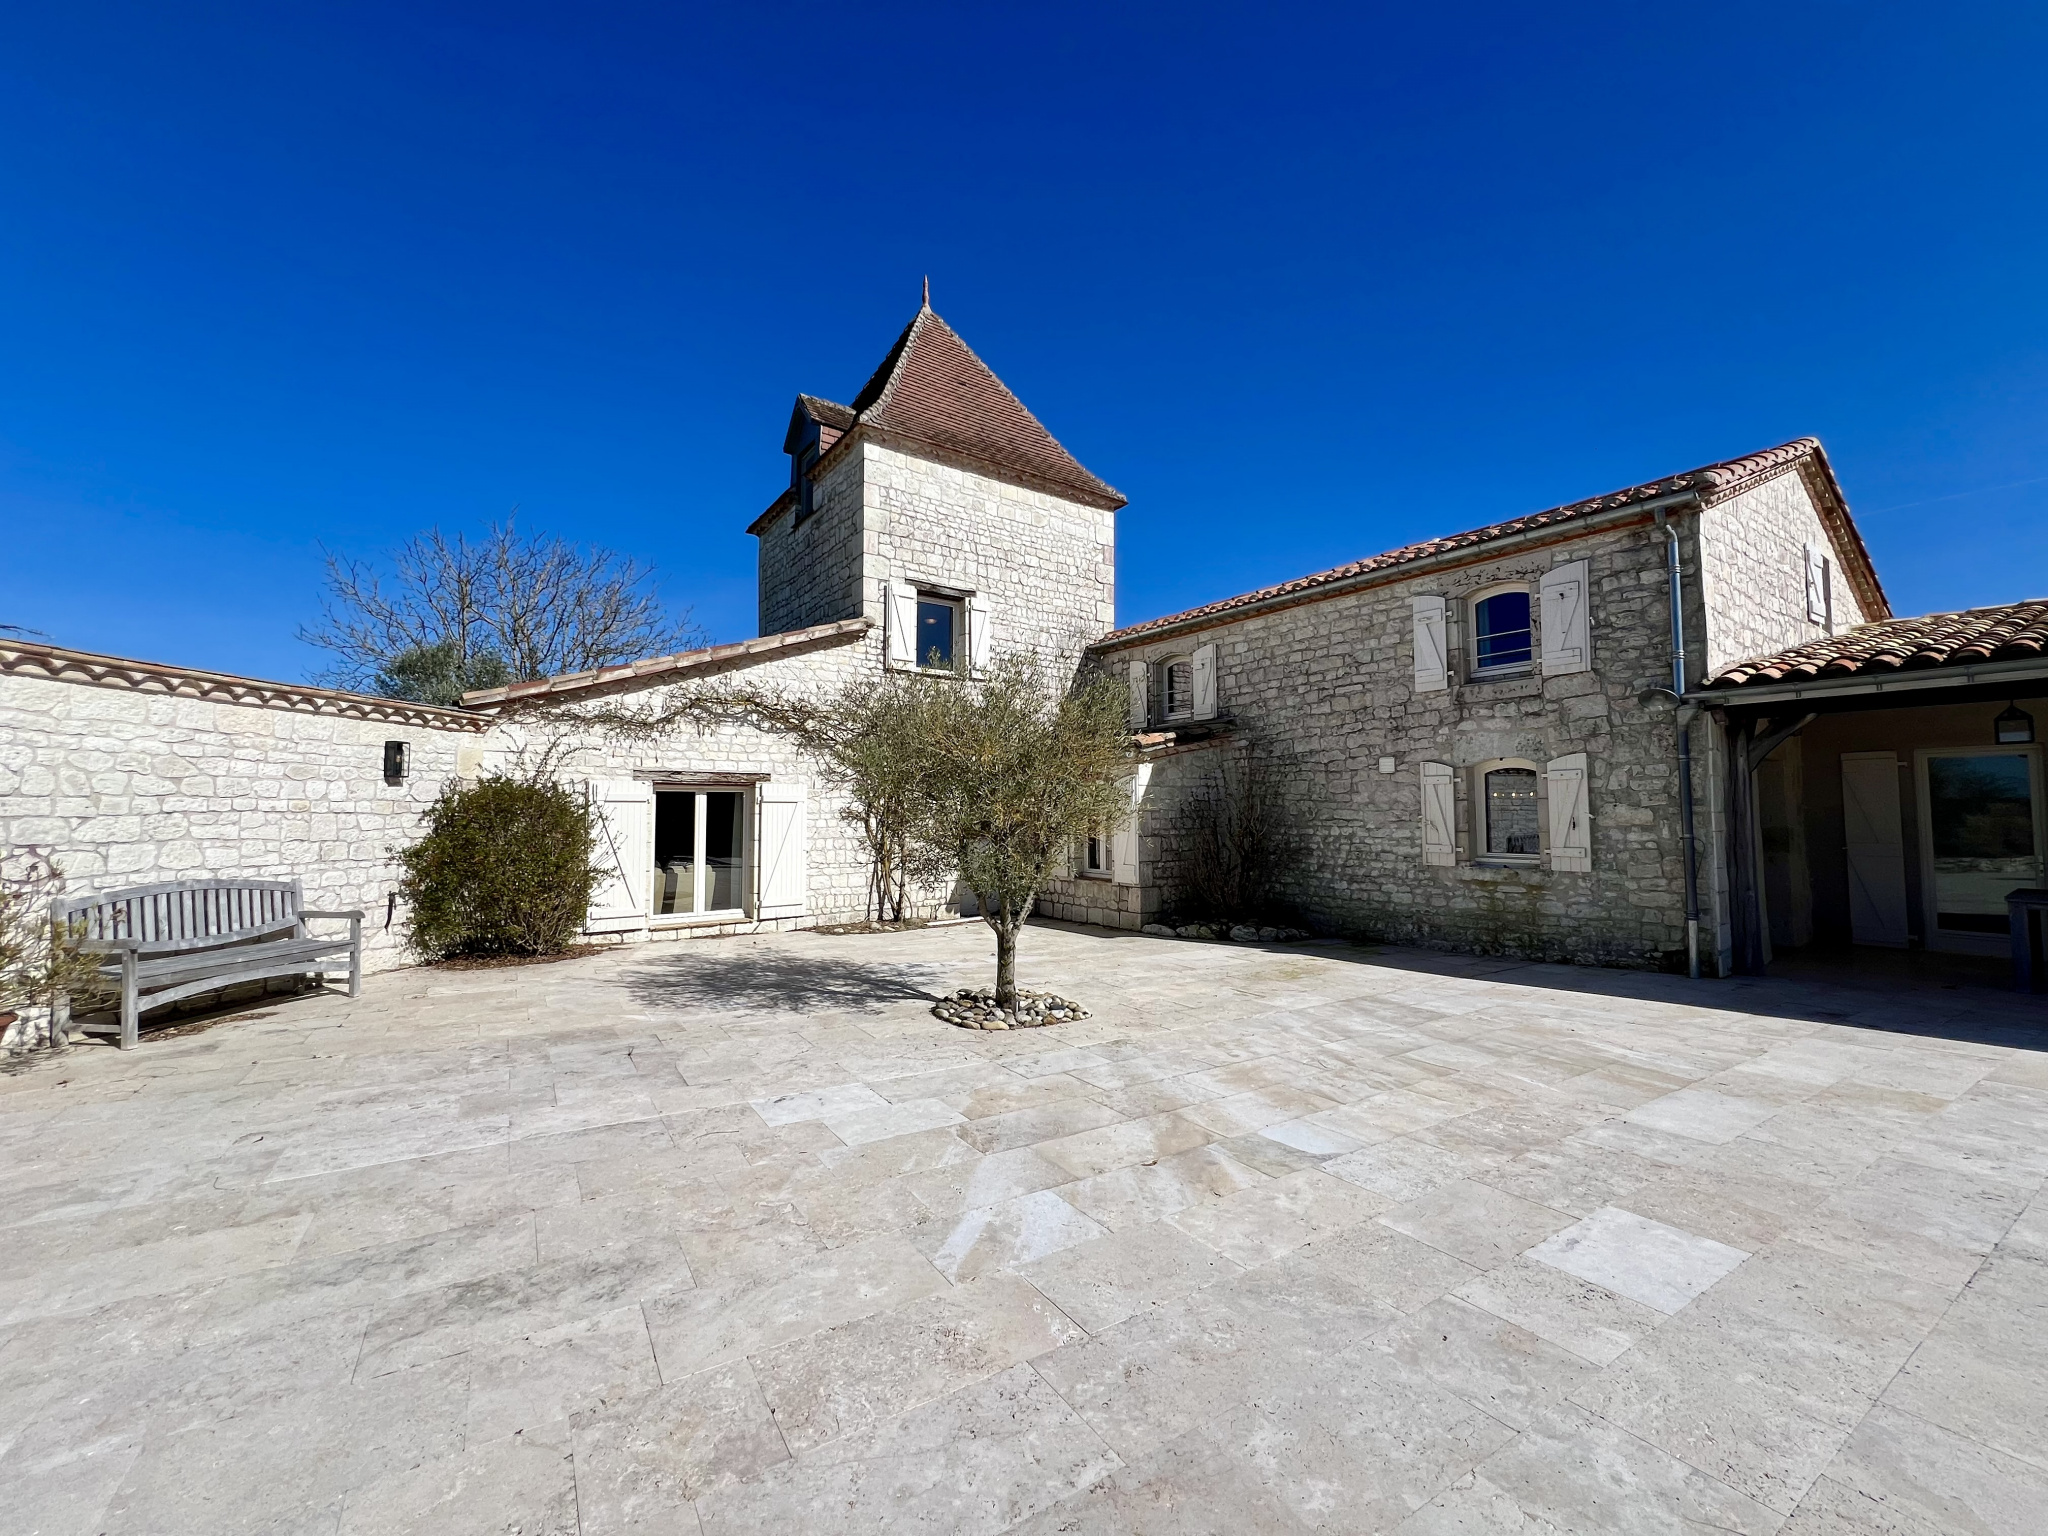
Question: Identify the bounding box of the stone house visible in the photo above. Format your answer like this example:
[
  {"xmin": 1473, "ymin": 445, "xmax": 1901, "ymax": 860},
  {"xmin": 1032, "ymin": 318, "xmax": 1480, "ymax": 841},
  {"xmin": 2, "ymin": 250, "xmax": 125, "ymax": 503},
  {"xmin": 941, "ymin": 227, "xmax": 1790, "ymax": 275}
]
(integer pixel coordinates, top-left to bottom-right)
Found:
[{"xmin": 7, "ymin": 293, "xmax": 2039, "ymax": 1027}]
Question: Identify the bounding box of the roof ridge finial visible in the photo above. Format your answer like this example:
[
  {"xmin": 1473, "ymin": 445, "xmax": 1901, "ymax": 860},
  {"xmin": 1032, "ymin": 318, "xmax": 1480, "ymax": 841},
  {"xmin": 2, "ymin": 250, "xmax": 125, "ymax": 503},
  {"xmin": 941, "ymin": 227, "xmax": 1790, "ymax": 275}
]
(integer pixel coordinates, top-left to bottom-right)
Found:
[{"xmin": 921, "ymin": 274, "xmax": 930, "ymax": 311}]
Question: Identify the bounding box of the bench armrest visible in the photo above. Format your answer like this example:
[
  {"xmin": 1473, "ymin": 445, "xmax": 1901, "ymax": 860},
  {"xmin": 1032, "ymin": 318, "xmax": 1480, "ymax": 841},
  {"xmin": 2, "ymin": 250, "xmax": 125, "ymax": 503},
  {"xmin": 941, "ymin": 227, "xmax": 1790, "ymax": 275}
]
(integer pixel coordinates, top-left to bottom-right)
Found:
[{"xmin": 299, "ymin": 910, "xmax": 366, "ymax": 921}]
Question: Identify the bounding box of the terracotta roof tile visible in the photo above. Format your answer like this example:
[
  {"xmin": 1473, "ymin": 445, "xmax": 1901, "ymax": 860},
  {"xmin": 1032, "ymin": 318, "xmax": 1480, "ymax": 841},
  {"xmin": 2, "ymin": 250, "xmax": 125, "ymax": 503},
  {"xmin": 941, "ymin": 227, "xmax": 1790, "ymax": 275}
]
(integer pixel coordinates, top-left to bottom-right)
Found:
[
  {"xmin": 1097, "ymin": 438, "xmax": 1874, "ymax": 646},
  {"xmin": 460, "ymin": 618, "xmax": 871, "ymax": 708},
  {"xmin": 840, "ymin": 305, "xmax": 1124, "ymax": 509},
  {"xmin": 1707, "ymin": 600, "xmax": 2048, "ymax": 689}
]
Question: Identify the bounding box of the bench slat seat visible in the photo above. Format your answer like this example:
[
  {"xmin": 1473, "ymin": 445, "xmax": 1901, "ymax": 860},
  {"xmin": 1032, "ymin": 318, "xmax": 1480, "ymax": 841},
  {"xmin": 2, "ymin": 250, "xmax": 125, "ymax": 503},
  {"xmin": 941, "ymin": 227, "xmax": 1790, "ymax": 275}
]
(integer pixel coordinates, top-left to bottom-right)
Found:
[{"xmin": 56, "ymin": 878, "xmax": 362, "ymax": 1049}]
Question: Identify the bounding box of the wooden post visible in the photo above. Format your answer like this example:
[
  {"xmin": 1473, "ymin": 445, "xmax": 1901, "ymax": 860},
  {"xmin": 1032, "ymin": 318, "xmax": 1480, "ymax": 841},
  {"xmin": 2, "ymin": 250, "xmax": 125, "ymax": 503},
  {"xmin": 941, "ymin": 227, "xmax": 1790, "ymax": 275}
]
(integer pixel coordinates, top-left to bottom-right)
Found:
[
  {"xmin": 119, "ymin": 945, "xmax": 139, "ymax": 1051},
  {"xmin": 347, "ymin": 913, "xmax": 362, "ymax": 998}
]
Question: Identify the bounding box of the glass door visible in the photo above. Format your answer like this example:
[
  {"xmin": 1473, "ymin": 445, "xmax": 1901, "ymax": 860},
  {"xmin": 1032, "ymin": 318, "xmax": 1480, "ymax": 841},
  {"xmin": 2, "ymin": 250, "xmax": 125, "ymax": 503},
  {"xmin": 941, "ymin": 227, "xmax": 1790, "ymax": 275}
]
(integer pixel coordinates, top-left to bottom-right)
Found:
[
  {"xmin": 1916, "ymin": 747, "xmax": 2044, "ymax": 954},
  {"xmin": 652, "ymin": 788, "xmax": 748, "ymax": 919}
]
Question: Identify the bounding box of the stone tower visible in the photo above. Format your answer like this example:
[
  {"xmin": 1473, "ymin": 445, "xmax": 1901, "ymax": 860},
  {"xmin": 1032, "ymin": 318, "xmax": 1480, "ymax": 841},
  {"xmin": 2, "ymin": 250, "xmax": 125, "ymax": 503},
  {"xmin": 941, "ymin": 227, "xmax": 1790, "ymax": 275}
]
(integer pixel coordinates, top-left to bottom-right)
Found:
[{"xmin": 749, "ymin": 297, "xmax": 1124, "ymax": 668}]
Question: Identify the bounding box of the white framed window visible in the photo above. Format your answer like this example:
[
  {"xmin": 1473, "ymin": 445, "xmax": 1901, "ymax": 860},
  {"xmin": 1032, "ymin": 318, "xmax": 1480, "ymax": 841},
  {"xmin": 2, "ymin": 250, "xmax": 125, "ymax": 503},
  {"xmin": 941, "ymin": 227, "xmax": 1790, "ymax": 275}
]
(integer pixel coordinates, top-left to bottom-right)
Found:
[
  {"xmin": 1476, "ymin": 759, "xmax": 1541, "ymax": 863},
  {"xmin": 1080, "ymin": 828, "xmax": 1110, "ymax": 879},
  {"xmin": 653, "ymin": 788, "xmax": 749, "ymax": 918},
  {"xmin": 915, "ymin": 594, "xmax": 962, "ymax": 671},
  {"xmin": 1470, "ymin": 586, "xmax": 1534, "ymax": 674},
  {"xmin": 1161, "ymin": 657, "xmax": 1194, "ymax": 720}
]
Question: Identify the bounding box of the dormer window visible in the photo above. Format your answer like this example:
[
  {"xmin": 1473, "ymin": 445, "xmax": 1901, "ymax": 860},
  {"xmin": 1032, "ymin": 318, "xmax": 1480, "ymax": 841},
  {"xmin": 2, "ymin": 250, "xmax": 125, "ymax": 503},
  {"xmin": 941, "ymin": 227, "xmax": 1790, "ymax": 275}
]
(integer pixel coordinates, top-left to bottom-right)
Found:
[
  {"xmin": 793, "ymin": 443, "xmax": 819, "ymax": 523},
  {"xmin": 1161, "ymin": 658, "xmax": 1194, "ymax": 721},
  {"xmin": 1472, "ymin": 589, "xmax": 1533, "ymax": 673}
]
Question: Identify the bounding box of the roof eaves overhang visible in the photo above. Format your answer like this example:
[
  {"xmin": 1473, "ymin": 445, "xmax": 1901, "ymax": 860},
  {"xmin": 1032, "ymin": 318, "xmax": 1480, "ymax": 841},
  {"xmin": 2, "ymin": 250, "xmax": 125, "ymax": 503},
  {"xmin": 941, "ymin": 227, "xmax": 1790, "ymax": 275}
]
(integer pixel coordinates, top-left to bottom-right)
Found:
[
  {"xmin": 462, "ymin": 618, "xmax": 872, "ymax": 712},
  {"xmin": 806, "ymin": 421, "xmax": 1126, "ymax": 514},
  {"xmin": 1694, "ymin": 654, "xmax": 2048, "ymax": 710},
  {"xmin": 1092, "ymin": 491, "xmax": 1701, "ymax": 654},
  {"xmin": 747, "ymin": 488, "xmax": 797, "ymax": 538}
]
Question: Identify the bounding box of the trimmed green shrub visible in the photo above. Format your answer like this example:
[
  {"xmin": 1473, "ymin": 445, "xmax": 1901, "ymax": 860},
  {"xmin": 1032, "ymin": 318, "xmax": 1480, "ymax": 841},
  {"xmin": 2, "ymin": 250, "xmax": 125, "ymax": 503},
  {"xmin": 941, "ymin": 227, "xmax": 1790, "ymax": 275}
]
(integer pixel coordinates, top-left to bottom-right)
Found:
[{"xmin": 397, "ymin": 775, "xmax": 604, "ymax": 960}]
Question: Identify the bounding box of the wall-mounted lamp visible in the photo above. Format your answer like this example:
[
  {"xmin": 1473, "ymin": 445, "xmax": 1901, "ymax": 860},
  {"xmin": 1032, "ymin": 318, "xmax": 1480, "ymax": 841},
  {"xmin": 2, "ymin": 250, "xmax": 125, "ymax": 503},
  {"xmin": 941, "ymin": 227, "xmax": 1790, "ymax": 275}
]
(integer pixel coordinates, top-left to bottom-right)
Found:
[
  {"xmin": 383, "ymin": 740, "xmax": 410, "ymax": 783},
  {"xmin": 1995, "ymin": 703, "xmax": 2035, "ymax": 745}
]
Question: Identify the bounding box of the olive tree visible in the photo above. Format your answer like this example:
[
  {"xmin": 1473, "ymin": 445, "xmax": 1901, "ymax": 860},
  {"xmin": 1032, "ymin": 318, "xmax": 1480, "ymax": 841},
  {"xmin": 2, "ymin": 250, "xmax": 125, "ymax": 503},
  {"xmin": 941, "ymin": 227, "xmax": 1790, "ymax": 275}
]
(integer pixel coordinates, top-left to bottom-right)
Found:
[{"xmin": 910, "ymin": 654, "xmax": 1134, "ymax": 1010}]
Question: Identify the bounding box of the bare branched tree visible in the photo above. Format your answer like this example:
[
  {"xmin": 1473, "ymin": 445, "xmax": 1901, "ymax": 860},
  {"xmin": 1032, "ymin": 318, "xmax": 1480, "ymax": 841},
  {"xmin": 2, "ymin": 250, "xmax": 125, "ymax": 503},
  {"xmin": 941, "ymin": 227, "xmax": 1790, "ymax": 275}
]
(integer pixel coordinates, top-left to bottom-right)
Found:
[
  {"xmin": 1176, "ymin": 740, "xmax": 1299, "ymax": 923},
  {"xmin": 301, "ymin": 521, "xmax": 703, "ymax": 702}
]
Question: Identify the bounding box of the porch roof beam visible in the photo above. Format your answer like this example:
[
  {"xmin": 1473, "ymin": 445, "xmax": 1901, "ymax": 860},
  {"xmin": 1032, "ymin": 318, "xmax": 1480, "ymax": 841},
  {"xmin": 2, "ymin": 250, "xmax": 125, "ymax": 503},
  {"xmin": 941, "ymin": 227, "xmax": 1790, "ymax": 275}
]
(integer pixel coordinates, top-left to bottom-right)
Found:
[{"xmin": 1692, "ymin": 655, "xmax": 2048, "ymax": 709}]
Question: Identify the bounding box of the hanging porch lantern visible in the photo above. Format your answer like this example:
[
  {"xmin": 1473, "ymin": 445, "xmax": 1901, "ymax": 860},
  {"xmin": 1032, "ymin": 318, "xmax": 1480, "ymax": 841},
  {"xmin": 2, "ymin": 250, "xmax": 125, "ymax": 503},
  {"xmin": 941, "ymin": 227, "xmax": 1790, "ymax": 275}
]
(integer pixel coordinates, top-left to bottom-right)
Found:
[{"xmin": 1995, "ymin": 703, "xmax": 2035, "ymax": 745}]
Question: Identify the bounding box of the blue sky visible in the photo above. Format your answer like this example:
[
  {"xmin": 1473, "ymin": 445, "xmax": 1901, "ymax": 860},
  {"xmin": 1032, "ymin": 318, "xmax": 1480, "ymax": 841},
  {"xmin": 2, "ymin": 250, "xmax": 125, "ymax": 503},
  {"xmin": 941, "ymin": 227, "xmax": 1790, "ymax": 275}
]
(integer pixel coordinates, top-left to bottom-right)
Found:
[{"xmin": 4, "ymin": 3, "xmax": 2045, "ymax": 682}]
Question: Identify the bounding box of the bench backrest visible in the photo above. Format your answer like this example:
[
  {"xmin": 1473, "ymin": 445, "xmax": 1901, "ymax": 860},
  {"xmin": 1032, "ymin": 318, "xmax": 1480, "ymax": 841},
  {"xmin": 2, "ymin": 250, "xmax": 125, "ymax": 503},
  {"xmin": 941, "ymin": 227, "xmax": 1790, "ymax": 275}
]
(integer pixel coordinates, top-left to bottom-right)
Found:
[{"xmin": 56, "ymin": 879, "xmax": 304, "ymax": 954}]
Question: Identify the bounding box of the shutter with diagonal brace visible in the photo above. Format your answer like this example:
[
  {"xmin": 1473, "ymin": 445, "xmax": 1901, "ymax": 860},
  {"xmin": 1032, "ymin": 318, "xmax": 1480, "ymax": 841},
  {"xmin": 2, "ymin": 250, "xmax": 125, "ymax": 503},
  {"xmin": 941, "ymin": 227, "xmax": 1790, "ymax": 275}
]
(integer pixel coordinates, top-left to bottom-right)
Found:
[
  {"xmin": 1191, "ymin": 644, "xmax": 1218, "ymax": 720},
  {"xmin": 885, "ymin": 580, "xmax": 918, "ymax": 668},
  {"xmin": 1112, "ymin": 763, "xmax": 1152, "ymax": 885},
  {"xmin": 1413, "ymin": 596, "xmax": 1448, "ymax": 692},
  {"xmin": 1803, "ymin": 545, "xmax": 1828, "ymax": 626},
  {"xmin": 1544, "ymin": 753, "xmax": 1592, "ymax": 871},
  {"xmin": 1127, "ymin": 658, "xmax": 1149, "ymax": 728},
  {"xmin": 754, "ymin": 781, "xmax": 808, "ymax": 919},
  {"xmin": 965, "ymin": 594, "xmax": 990, "ymax": 676},
  {"xmin": 1420, "ymin": 761, "xmax": 1457, "ymax": 866},
  {"xmin": 1538, "ymin": 560, "xmax": 1590, "ymax": 675},
  {"xmin": 1841, "ymin": 752, "xmax": 1908, "ymax": 946},
  {"xmin": 586, "ymin": 778, "xmax": 653, "ymax": 930}
]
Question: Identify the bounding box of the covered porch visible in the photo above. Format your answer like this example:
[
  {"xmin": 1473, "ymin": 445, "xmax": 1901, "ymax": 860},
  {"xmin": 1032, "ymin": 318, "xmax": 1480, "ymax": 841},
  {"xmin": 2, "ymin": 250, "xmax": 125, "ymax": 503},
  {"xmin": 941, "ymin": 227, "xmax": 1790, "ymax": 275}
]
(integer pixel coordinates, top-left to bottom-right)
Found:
[{"xmin": 1704, "ymin": 600, "xmax": 2048, "ymax": 987}]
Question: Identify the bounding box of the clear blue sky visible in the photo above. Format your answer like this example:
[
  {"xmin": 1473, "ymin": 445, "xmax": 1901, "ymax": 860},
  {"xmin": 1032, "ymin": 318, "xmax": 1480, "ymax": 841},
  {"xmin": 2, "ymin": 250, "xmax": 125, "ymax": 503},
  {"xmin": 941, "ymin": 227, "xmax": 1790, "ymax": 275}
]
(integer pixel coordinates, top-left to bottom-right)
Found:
[{"xmin": 4, "ymin": 3, "xmax": 2045, "ymax": 683}]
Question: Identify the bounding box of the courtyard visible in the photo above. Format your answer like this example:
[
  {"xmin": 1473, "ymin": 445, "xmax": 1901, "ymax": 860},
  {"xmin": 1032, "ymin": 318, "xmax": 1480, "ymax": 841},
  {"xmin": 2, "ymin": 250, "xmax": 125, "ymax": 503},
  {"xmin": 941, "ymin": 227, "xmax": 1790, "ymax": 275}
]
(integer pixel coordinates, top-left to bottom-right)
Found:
[{"xmin": 2, "ymin": 922, "xmax": 2045, "ymax": 1535}]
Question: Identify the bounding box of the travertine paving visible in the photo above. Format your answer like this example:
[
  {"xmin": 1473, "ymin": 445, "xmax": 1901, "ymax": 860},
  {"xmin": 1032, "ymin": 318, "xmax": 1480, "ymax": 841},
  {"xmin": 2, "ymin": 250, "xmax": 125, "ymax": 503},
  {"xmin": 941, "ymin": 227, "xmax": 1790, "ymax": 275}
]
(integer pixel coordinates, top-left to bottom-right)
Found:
[{"xmin": 3, "ymin": 922, "xmax": 2045, "ymax": 1534}]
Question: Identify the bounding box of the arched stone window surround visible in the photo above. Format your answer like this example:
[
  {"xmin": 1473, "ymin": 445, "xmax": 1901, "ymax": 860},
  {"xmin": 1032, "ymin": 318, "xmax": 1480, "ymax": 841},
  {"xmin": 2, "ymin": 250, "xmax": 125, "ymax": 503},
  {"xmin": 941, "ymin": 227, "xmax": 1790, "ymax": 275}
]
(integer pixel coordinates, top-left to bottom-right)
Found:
[
  {"xmin": 1157, "ymin": 654, "xmax": 1195, "ymax": 722},
  {"xmin": 1472, "ymin": 755, "xmax": 1544, "ymax": 865},
  {"xmin": 1467, "ymin": 581, "xmax": 1536, "ymax": 676}
]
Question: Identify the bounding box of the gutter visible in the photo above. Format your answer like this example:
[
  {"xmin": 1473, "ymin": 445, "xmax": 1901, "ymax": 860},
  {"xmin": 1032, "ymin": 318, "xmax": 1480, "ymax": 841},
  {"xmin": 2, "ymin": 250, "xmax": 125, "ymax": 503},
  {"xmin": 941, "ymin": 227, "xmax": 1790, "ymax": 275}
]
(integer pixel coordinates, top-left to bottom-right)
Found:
[
  {"xmin": 1094, "ymin": 490, "xmax": 1703, "ymax": 653},
  {"xmin": 1650, "ymin": 505, "xmax": 1704, "ymax": 980},
  {"xmin": 1692, "ymin": 655, "xmax": 2048, "ymax": 710}
]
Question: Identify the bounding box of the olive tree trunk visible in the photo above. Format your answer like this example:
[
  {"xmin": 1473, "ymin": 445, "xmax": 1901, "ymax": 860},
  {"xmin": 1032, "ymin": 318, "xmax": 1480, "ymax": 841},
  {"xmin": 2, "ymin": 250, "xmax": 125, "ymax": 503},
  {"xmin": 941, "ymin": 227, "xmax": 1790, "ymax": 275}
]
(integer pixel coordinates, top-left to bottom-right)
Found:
[{"xmin": 988, "ymin": 893, "xmax": 1033, "ymax": 1013}]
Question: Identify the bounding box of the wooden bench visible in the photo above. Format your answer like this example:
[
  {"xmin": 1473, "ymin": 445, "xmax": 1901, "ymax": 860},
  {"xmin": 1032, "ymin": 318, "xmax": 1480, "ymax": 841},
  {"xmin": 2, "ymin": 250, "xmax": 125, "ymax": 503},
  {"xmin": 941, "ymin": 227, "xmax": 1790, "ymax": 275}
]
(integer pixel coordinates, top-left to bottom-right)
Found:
[{"xmin": 56, "ymin": 878, "xmax": 362, "ymax": 1049}]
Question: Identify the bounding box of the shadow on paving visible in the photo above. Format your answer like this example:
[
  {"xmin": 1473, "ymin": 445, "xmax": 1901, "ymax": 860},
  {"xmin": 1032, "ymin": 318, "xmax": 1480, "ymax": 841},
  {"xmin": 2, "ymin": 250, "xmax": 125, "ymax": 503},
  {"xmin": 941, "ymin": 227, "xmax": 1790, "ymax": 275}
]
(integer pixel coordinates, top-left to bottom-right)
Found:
[
  {"xmin": 1030, "ymin": 917, "xmax": 2048, "ymax": 1054},
  {"xmin": 622, "ymin": 946, "xmax": 950, "ymax": 1015}
]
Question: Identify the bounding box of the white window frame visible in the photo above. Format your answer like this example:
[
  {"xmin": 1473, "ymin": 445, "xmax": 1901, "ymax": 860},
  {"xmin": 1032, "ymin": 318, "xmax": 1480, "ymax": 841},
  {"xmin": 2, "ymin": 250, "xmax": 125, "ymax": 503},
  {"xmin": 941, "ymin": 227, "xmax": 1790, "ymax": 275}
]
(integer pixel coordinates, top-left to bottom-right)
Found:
[
  {"xmin": 651, "ymin": 786, "xmax": 751, "ymax": 924},
  {"xmin": 1473, "ymin": 757, "xmax": 1543, "ymax": 866},
  {"xmin": 1079, "ymin": 828, "xmax": 1111, "ymax": 880},
  {"xmin": 1160, "ymin": 656, "xmax": 1195, "ymax": 722},
  {"xmin": 1468, "ymin": 583, "xmax": 1536, "ymax": 678},
  {"xmin": 913, "ymin": 592, "xmax": 965, "ymax": 673}
]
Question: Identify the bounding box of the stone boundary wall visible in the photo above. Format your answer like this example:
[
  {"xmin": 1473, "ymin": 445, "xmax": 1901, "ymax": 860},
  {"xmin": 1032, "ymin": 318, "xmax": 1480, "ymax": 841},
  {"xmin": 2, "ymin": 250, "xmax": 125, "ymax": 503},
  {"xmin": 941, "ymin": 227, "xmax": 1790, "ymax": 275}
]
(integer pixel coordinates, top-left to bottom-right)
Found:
[{"xmin": 0, "ymin": 628, "xmax": 927, "ymax": 1046}]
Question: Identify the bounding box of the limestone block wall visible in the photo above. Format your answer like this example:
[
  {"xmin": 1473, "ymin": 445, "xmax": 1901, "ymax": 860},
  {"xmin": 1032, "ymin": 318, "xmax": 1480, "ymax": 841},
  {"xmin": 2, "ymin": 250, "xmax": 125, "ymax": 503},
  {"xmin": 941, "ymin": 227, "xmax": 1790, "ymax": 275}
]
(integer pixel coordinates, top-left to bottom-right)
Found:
[
  {"xmin": 1697, "ymin": 463, "xmax": 1873, "ymax": 677},
  {"xmin": 0, "ymin": 628, "xmax": 923, "ymax": 1035},
  {"xmin": 1102, "ymin": 520, "xmax": 1697, "ymax": 967},
  {"xmin": 756, "ymin": 449, "xmax": 868, "ymax": 636},
  {"xmin": 0, "ymin": 675, "xmax": 482, "ymax": 975}
]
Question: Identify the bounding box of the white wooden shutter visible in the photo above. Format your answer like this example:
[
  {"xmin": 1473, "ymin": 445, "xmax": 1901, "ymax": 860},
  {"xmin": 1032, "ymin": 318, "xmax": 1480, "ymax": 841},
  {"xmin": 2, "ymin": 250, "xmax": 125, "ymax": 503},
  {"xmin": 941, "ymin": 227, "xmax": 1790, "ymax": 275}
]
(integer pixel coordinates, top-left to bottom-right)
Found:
[
  {"xmin": 1420, "ymin": 761, "xmax": 1457, "ymax": 867},
  {"xmin": 885, "ymin": 580, "xmax": 918, "ymax": 668},
  {"xmin": 1127, "ymin": 657, "xmax": 1149, "ymax": 728},
  {"xmin": 965, "ymin": 594, "xmax": 990, "ymax": 675},
  {"xmin": 1803, "ymin": 545, "xmax": 1827, "ymax": 625},
  {"xmin": 1412, "ymin": 597, "xmax": 1448, "ymax": 692},
  {"xmin": 1111, "ymin": 763, "xmax": 1152, "ymax": 885},
  {"xmin": 754, "ymin": 781, "xmax": 808, "ymax": 919},
  {"xmin": 585, "ymin": 778, "xmax": 653, "ymax": 931},
  {"xmin": 1544, "ymin": 753, "xmax": 1591, "ymax": 872},
  {"xmin": 1191, "ymin": 644, "xmax": 1218, "ymax": 720},
  {"xmin": 1539, "ymin": 560, "xmax": 1590, "ymax": 676},
  {"xmin": 1841, "ymin": 752, "xmax": 1908, "ymax": 946}
]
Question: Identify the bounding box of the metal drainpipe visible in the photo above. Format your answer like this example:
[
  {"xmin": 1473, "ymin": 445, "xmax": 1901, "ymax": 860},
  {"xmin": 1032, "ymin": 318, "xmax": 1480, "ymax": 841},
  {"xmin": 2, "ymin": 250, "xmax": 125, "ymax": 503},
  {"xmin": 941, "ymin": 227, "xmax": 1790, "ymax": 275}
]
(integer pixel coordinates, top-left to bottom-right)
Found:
[{"xmin": 1657, "ymin": 507, "xmax": 1703, "ymax": 979}]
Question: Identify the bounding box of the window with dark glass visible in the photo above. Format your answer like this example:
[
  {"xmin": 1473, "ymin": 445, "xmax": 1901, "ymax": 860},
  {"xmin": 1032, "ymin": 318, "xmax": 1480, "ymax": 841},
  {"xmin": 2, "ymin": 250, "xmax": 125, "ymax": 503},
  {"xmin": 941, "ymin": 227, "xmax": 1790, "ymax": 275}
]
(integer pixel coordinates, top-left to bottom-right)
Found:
[
  {"xmin": 1474, "ymin": 590, "xmax": 1534, "ymax": 671},
  {"xmin": 1484, "ymin": 768, "xmax": 1540, "ymax": 856},
  {"xmin": 1084, "ymin": 831, "xmax": 1106, "ymax": 874},
  {"xmin": 793, "ymin": 444, "xmax": 819, "ymax": 522},
  {"xmin": 1162, "ymin": 659, "xmax": 1193, "ymax": 720},
  {"xmin": 654, "ymin": 788, "xmax": 747, "ymax": 915},
  {"xmin": 916, "ymin": 597, "xmax": 958, "ymax": 670}
]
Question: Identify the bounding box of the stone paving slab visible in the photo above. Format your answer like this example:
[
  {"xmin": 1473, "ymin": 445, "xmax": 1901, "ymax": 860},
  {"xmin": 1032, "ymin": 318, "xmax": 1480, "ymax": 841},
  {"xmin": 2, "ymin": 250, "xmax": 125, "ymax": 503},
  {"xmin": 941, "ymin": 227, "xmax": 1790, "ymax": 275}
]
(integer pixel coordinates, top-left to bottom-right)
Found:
[{"xmin": 3, "ymin": 921, "xmax": 2046, "ymax": 1534}]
